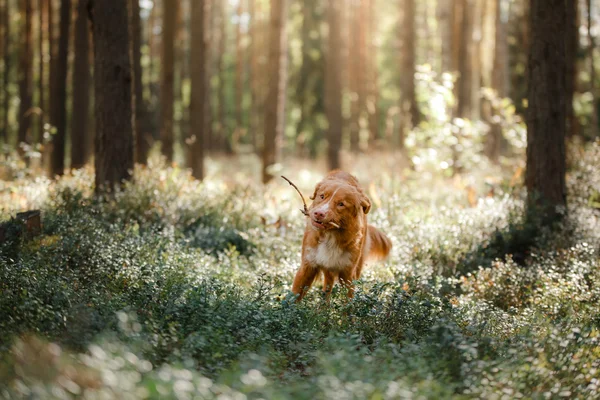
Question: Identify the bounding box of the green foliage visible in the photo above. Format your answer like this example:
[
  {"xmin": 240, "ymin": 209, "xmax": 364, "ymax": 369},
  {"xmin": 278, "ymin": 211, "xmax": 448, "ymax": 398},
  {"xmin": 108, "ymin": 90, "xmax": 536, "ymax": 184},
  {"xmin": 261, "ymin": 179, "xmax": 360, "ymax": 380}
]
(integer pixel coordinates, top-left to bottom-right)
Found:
[{"xmin": 1, "ymin": 146, "xmax": 600, "ymax": 398}]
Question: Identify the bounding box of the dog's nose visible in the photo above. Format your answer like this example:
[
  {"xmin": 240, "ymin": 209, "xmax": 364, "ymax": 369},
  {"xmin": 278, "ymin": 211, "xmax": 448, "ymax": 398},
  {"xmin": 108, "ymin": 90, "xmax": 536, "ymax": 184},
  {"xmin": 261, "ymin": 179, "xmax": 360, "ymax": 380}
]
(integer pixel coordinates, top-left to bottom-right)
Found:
[{"xmin": 313, "ymin": 210, "xmax": 325, "ymax": 220}]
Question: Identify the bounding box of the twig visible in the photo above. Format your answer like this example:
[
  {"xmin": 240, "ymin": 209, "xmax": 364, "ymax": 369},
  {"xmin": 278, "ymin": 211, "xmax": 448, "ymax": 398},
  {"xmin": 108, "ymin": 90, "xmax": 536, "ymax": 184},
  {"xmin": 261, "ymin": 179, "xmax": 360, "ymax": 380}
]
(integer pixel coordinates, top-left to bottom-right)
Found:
[{"xmin": 281, "ymin": 176, "xmax": 309, "ymax": 216}]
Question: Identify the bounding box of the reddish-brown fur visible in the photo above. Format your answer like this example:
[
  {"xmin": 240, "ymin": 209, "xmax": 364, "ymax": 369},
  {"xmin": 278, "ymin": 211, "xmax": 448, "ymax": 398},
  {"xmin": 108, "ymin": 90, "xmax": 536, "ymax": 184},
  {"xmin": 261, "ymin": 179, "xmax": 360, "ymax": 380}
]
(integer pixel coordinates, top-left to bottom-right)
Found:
[{"xmin": 292, "ymin": 170, "xmax": 392, "ymax": 300}]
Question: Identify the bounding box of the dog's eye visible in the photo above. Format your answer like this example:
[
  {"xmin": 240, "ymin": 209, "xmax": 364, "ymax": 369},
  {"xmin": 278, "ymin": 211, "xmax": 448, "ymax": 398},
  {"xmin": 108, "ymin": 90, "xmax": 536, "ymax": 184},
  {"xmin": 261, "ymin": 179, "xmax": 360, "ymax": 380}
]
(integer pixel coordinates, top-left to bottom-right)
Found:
[
  {"xmin": 320, "ymin": 194, "xmax": 325, "ymax": 199},
  {"xmin": 338, "ymin": 202, "xmax": 344, "ymax": 207}
]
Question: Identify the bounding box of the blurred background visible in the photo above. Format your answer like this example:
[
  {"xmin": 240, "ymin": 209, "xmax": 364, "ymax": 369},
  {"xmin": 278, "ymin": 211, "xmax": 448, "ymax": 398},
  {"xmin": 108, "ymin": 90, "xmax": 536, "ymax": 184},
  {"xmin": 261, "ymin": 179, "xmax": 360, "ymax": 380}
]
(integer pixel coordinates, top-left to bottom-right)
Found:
[{"xmin": 0, "ymin": 0, "xmax": 597, "ymax": 183}]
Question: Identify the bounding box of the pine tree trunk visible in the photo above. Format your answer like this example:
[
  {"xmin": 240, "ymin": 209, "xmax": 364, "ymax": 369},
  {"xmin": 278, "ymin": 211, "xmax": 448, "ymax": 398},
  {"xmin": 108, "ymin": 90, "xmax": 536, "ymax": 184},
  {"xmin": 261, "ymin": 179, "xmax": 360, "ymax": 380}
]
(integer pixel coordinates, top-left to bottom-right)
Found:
[
  {"xmin": 437, "ymin": 0, "xmax": 453, "ymax": 73},
  {"xmin": 262, "ymin": 0, "xmax": 288, "ymax": 183},
  {"xmin": 365, "ymin": 0, "xmax": 379, "ymax": 146},
  {"xmin": 160, "ymin": 0, "xmax": 177, "ymax": 162},
  {"xmin": 348, "ymin": 1, "xmax": 360, "ymax": 153},
  {"xmin": 565, "ymin": 0, "xmax": 578, "ymax": 138},
  {"xmin": 49, "ymin": 0, "xmax": 71, "ymax": 176},
  {"xmin": 1, "ymin": 0, "xmax": 8, "ymax": 144},
  {"xmin": 38, "ymin": 0, "xmax": 48, "ymax": 145},
  {"xmin": 587, "ymin": 0, "xmax": 598, "ymax": 137},
  {"xmin": 18, "ymin": 0, "xmax": 34, "ymax": 152},
  {"xmin": 90, "ymin": 0, "xmax": 134, "ymax": 192},
  {"xmin": 235, "ymin": 0, "xmax": 244, "ymax": 144},
  {"xmin": 400, "ymin": 0, "xmax": 420, "ymax": 131},
  {"xmin": 216, "ymin": 0, "xmax": 228, "ymax": 153},
  {"xmin": 130, "ymin": 0, "xmax": 149, "ymax": 164},
  {"xmin": 526, "ymin": 0, "xmax": 567, "ymax": 217},
  {"xmin": 326, "ymin": 0, "xmax": 342, "ymax": 170},
  {"xmin": 70, "ymin": 0, "xmax": 90, "ymax": 169},
  {"xmin": 188, "ymin": 0, "xmax": 206, "ymax": 179}
]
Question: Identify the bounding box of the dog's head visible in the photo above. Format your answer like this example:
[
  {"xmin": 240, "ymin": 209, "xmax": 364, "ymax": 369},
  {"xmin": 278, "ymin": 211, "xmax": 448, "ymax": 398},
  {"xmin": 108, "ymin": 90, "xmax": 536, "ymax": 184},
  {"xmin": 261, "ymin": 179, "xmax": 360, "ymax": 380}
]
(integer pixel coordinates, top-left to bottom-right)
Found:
[{"xmin": 308, "ymin": 177, "xmax": 371, "ymax": 231}]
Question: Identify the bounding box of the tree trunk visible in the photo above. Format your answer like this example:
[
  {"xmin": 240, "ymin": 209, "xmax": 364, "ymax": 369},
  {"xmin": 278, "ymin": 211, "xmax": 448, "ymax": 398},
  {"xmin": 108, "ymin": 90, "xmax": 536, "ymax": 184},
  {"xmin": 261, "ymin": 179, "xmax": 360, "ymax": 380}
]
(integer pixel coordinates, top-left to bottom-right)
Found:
[
  {"xmin": 70, "ymin": 0, "xmax": 90, "ymax": 169},
  {"xmin": 400, "ymin": 0, "xmax": 420, "ymax": 132},
  {"xmin": 234, "ymin": 0, "xmax": 244, "ymax": 144},
  {"xmin": 18, "ymin": 0, "xmax": 34, "ymax": 152},
  {"xmin": 130, "ymin": 0, "xmax": 149, "ymax": 164},
  {"xmin": 216, "ymin": 0, "xmax": 228, "ymax": 153},
  {"xmin": 325, "ymin": 0, "xmax": 342, "ymax": 170},
  {"xmin": 38, "ymin": 0, "xmax": 48, "ymax": 146},
  {"xmin": 565, "ymin": 0, "xmax": 578, "ymax": 138},
  {"xmin": 437, "ymin": 0, "xmax": 453, "ymax": 73},
  {"xmin": 188, "ymin": 0, "xmax": 206, "ymax": 180},
  {"xmin": 526, "ymin": 0, "xmax": 567, "ymax": 218},
  {"xmin": 365, "ymin": 0, "xmax": 379, "ymax": 146},
  {"xmin": 89, "ymin": 0, "xmax": 134, "ymax": 192},
  {"xmin": 348, "ymin": 0, "xmax": 360, "ymax": 152},
  {"xmin": 160, "ymin": 0, "xmax": 177, "ymax": 162},
  {"xmin": 1, "ymin": 0, "xmax": 9, "ymax": 143},
  {"xmin": 262, "ymin": 0, "xmax": 288, "ymax": 183},
  {"xmin": 587, "ymin": 0, "xmax": 598, "ymax": 137},
  {"xmin": 49, "ymin": 0, "xmax": 71, "ymax": 176}
]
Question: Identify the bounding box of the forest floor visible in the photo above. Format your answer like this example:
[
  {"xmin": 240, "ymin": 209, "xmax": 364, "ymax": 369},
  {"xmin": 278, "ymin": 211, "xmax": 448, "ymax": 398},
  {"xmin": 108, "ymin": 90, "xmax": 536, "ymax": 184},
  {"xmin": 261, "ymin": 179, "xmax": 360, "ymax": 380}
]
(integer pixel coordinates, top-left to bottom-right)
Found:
[{"xmin": 1, "ymin": 144, "xmax": 600, "ymax": 399}]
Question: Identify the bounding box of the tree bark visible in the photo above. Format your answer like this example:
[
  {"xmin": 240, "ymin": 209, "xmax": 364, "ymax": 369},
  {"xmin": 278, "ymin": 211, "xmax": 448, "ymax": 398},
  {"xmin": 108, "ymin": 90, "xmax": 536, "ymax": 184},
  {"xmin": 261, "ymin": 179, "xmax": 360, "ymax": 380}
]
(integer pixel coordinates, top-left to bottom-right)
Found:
[
  {"xmin": 130, "ymin": 0, "xmax": 149, "ymax": 164},
  {"xmin": 188, "ymin": 0, "xmax": 206, "ymax": 179},
  {"xmin": 235, "ymin": 0, "xmax": 244, "ymax": 143},
  {"xmin": 565, "ymin": 0, "xmax": 578, "ymax": 138},
  {"xmin": 325, "ymin": 0, "xmax": 342, "ymax": 170},
  {"xmin": 400, "ymin": 0, "xmax": 420, "ymax": 131},
  {"xmin": 1, "ymin": 0, "xmax": 9, "ymax": 143},
  {"xmin": 587, "ymin": 0, "xmax": 598, "ymax": 137},
  {"xmin": 526, "ymin": 0, "xmax": 567, "ymax": 217},
  {"xmin": 18, "ymin": 0, "xmax": 34, "ymax": 152},
  {"xmin": 70, "ymin": 0, "xmax": 90, "ymax": 169},
  {"xmin": 365, "ymin": 0, "xmax": 379, "ymax": 146},
  {"xmin": 89, "ymin": 0, "xmax": 134, "ymax": 192},
  {"xmin": 262, "ymin": 0, "xmax": 288, "ymax": 183},
  {"xmin": 38, "ymin": 0, "xmax": 48, "ymax": 145},
  {"xmin": 216, "ymin": 0, "xmax": 228, "ymax": 153},
  {"xmin": 160, "ymin": 0, "xmax": 177, "ymax": 162},
  {"xmin": 49, "ymin": 0, "xmax": 71, "ymax": 176}
]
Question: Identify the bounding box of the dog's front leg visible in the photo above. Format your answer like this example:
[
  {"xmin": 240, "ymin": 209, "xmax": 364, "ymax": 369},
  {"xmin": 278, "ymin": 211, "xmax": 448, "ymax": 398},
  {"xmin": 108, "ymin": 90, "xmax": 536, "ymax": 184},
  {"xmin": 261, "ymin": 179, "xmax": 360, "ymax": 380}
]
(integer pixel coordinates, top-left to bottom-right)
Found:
[{"xmin": 292, "ymin": 262, "xmax": 319, "ymax": 302}]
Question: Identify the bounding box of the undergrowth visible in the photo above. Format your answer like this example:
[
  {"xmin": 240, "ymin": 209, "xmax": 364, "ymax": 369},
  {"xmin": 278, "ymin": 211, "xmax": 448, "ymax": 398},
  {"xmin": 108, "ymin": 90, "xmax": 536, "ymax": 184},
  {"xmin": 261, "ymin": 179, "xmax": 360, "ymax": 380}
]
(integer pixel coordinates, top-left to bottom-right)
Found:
[{"xmin": 1, "ymin": 144, "xmax": 599, "ymax": 399}]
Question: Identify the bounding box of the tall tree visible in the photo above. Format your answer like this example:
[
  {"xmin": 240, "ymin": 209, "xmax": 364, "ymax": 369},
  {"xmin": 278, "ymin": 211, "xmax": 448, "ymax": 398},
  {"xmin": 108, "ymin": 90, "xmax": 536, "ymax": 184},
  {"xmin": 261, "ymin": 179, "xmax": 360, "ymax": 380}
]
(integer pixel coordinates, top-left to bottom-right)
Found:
[
  {"xmin": 160, "ymin": 0, "xmax": 177, "ymax": 162},
  {"xmin": 38, "ymin": 0, "xmax": 48, "ymax": 144},
  {"xmin": 70, "ymin": 0, "xmax": 90, "ymax": 169},
  {"xmin": 325, "ymin": 0, "xmax": 342, "ymax": 170},
  {"xmin": 400, "ymin": 0, "xmax": 420, "ymax": 131},
  {"xmin": 130, "ymin": 0, "xmax": 149, "ymax": 164},
  {"xmin": 262, "ymin": 0, "xmax": 288, "ymax": 183},
  {"xmin": 17, "ymin": 0, "xmax": 33, "ymax": 152},
  {"xmin": 234, "ymin": 0, "xmax": 244, "ymax": 142},
  {"xmin": 565, "ymin": 0, "xmax": 578, "ymax": 138},
  {"xmin": 586, "ymin": 0, "xmax": 598, "ymax": 137},
  {"xmin": 526, "ymin": 0, "xmax": 567, "ymax": 219},
  {"xmin": 365, "ymin": 0, "xmax": 379, "ymax": 145},
  {"xmin": 188, "ymin": 0, "xmax": 206, "ymax": 179},
  {"xmin": 1, "ymin": 0, "xmax": 11, "ymax": 143},
  {"xmin": 89, "ymin": 0, "xmax": 134, "ymax": 191},
  {"xmin": 49, "ymin": 0, "xmax": 71, "ymax": 176}
]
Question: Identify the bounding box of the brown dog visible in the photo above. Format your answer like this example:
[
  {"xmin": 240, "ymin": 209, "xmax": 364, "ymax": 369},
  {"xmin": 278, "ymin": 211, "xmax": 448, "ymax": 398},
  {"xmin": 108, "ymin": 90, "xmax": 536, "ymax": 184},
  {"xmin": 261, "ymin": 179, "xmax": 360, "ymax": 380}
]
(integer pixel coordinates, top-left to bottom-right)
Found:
[{"xmin": 292, "ymin": 170, "xmax": 392, "ymax": 301}]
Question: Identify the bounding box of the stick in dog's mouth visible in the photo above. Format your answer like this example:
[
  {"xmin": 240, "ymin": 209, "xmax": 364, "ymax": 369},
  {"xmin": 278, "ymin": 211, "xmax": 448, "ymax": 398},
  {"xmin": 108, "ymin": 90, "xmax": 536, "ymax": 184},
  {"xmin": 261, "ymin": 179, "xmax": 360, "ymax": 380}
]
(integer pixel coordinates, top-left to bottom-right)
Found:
[{"xmin": 329, "ymin": 222, "xmax": 340, "ymax": 228}]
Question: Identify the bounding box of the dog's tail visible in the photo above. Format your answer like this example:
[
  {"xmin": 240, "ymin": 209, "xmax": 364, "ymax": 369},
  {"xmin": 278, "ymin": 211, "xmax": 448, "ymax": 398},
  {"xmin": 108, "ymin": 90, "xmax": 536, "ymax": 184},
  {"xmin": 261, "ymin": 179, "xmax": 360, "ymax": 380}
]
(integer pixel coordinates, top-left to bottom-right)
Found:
[{"xmin": 366, "ymin": 225, "xmax": 392, "ymax": 261}]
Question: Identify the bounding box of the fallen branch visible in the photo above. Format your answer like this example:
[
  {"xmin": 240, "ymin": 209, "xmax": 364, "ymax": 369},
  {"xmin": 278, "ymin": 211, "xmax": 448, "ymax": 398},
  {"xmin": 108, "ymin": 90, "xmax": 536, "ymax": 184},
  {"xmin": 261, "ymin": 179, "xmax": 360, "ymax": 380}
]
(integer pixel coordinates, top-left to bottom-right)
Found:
[{"xmin": 281, "ymin": 176, "xmax": 309, "ymax": 217}]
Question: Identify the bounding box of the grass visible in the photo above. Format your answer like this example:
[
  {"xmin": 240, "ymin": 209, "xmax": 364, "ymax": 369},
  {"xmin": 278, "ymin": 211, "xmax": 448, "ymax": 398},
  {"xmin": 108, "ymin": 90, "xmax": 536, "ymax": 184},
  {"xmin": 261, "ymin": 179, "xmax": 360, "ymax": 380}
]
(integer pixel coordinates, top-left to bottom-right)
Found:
[{"xmin": 0, "ymin": 144, "xmax": 599, "ymax": 399}]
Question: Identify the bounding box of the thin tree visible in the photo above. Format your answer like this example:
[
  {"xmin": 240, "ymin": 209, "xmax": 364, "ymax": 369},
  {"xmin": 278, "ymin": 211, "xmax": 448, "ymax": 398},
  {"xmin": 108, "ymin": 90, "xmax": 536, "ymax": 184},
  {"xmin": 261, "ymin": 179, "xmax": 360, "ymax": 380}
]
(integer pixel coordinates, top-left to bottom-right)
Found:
[
  {"xmin": 188, "ymin": 0, "xmax": 206, "ymax": 179},
  {"xmin": 49, "ymin": 0, "xmax": 71, "ymax": 176},
  {"xmin": 1, "ymin": 0, "xmax": 10, "ymax": 143},
  {"xmin": 400, "ymin": 0, "xmax": 420, "ymax": 132},
  {"xmin": 130, "ymin": 0, "xmax": 149, "ymax": 164},
  {"xmin": 160, "ymin": 0, "xmax": 177, "ymax": 162},
  {"xmin": 38, "ymin": 0, "xmax": 48, "ymax": 144},
  {"xmin": 70, "ymin": 0, "xmax": 90, "ymax": 169},
  {"xmin": 89, "ymin": 0, "xmax": 134, "ymax": 192},
  {"xmin": 234, "ymin": 0, "xmax": 244, "ymax": 142},
  {"xmin": 525, "ymin": 0, "xmax": 567, "ymax": 219},
  {"xmin": 325, "ymin": 0, "xmax": 342, "ymax": 170},
  {"xmin": 587, "ymin": 0, "xmax": 598, "ymax": 137},
  {"xmin": 262, "ymin": 0, "xmax": 288, "ymax": 183},
  {"xmin": 17, "ymin": 0, "xmax": 34, "ymax": 153},
  {"xmin": 565, "ymin": 0, "xmax": 578, "ymax": 138}
]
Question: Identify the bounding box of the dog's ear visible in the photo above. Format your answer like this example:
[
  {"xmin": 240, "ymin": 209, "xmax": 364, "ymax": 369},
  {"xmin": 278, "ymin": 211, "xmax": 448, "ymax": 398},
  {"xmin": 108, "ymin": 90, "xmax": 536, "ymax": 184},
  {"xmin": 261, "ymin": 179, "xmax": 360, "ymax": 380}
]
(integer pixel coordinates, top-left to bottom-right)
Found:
[
  {"xmin": 309, "ymin": 183, "xmax": 322, "ymax": 200},
  {"xmin": 360, "ymin": 193, "xmax": 371, "ymax": 214}
]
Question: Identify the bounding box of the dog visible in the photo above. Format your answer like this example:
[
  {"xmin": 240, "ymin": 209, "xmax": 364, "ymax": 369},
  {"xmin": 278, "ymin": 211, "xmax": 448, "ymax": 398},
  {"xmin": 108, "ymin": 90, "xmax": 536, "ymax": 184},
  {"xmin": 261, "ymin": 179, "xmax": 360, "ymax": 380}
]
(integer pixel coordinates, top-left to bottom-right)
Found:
[{"xmin": 291, "ymin": 170, "xmax": 392, "ymax": 301}]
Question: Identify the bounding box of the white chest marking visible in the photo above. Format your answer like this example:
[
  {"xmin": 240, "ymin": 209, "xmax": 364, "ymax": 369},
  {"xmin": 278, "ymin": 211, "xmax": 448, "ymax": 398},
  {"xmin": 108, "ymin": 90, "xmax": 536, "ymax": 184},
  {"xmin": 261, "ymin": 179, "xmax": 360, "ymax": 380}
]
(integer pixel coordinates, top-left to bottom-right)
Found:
[{"xmin": 306, "ymin": 233, "xmax": 352, "ymax": 270}]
